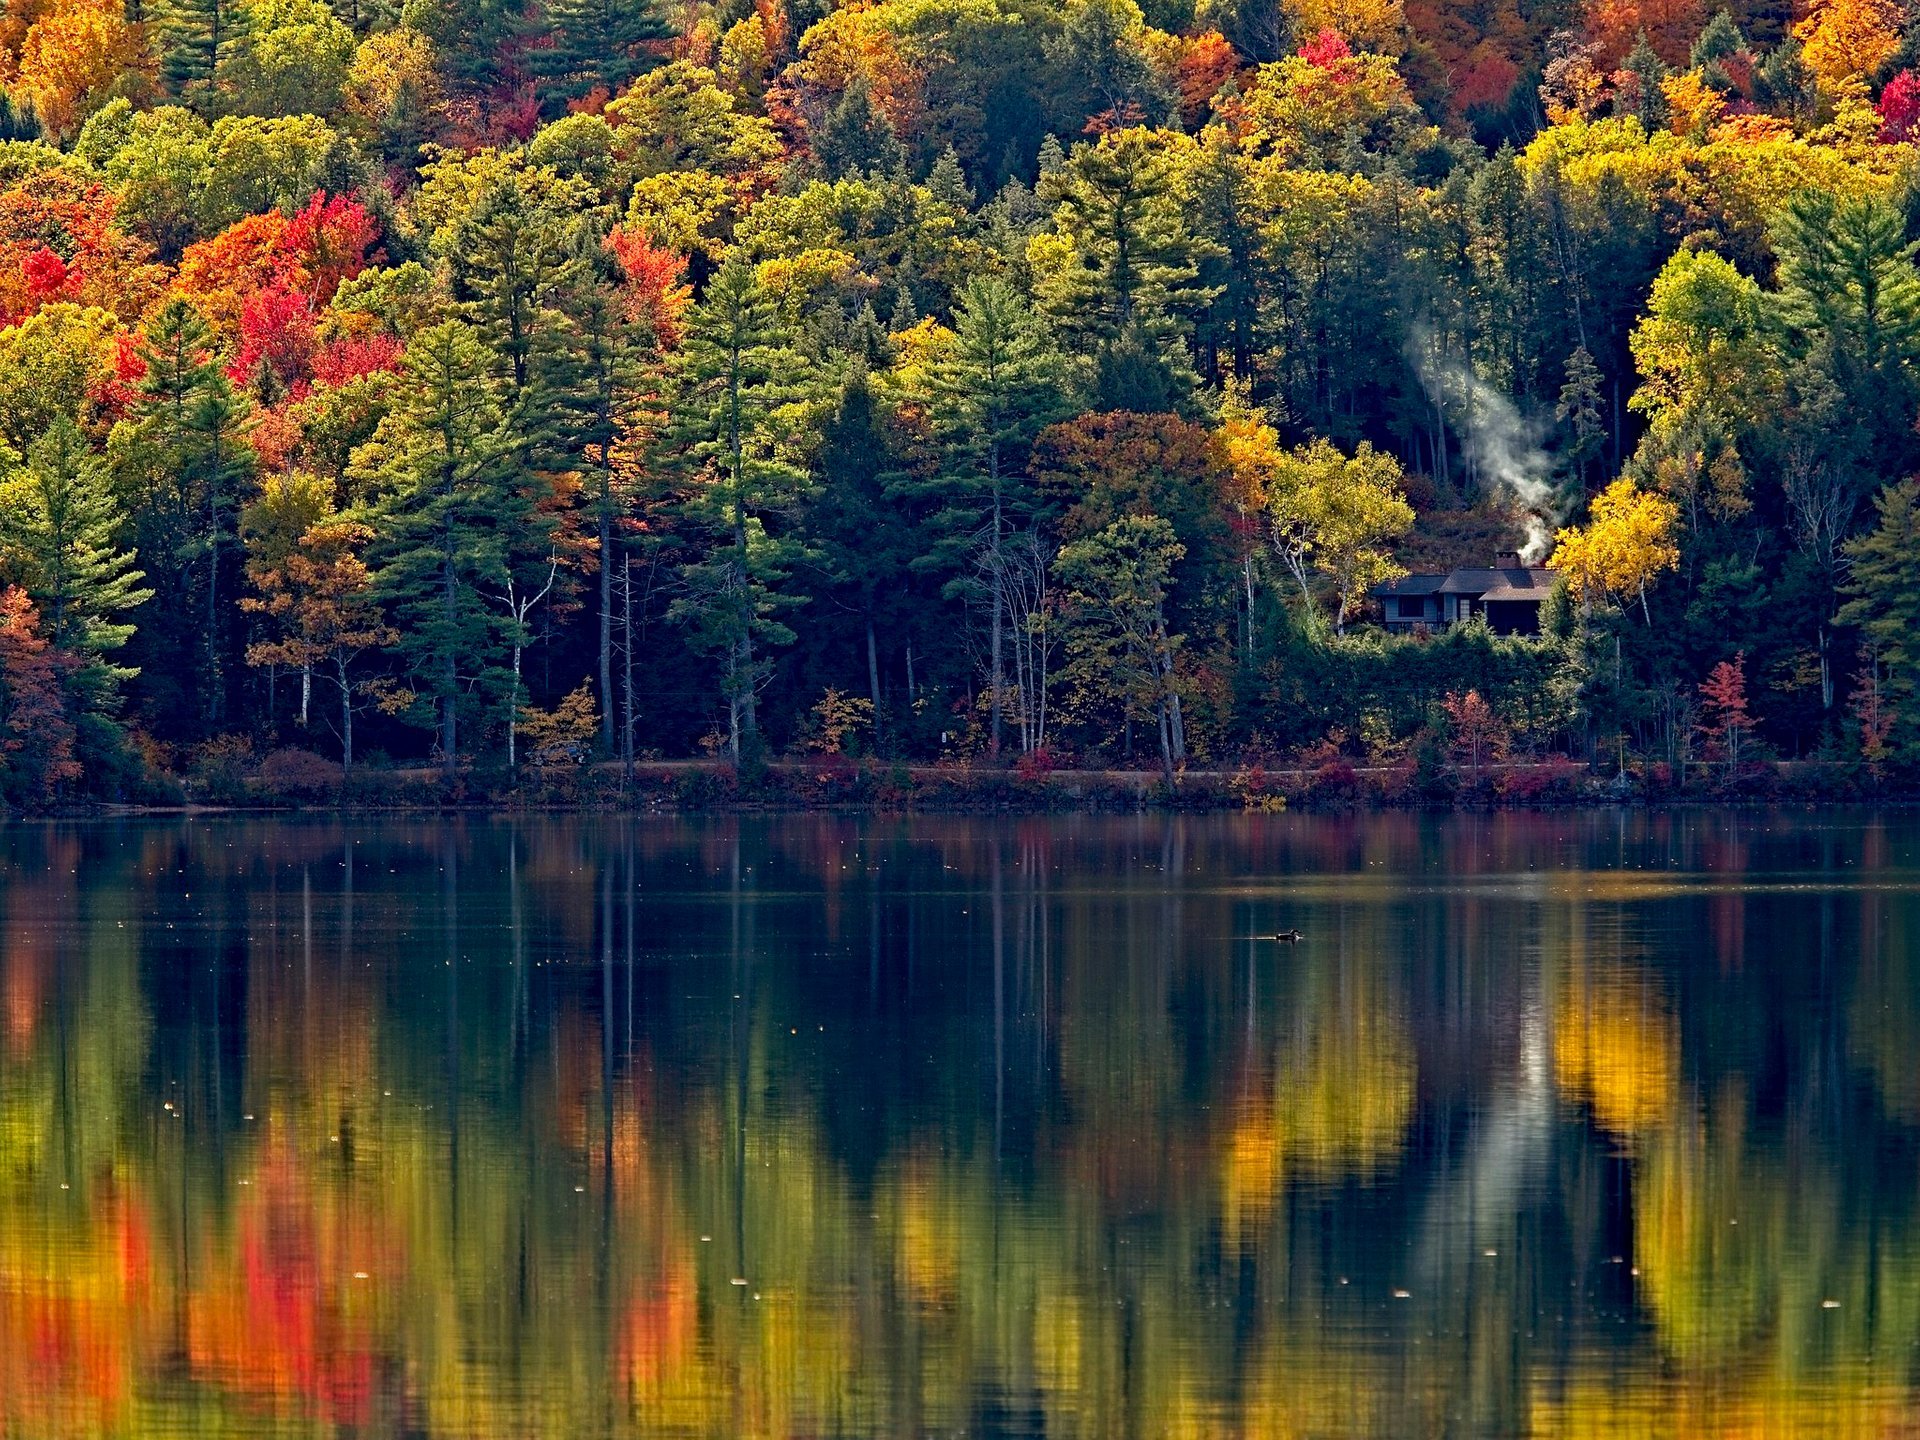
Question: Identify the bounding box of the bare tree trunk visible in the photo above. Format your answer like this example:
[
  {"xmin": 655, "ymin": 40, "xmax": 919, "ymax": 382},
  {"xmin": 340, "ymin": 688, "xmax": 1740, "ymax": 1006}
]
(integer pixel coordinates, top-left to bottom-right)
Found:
[
  {"xmin": 338, "ymin": 657, "xmax": 353, "ymax": 775},
  {"xmin": 866, "ymin": 618, "xmax": 883, "ymax": 753},
  {"xmin": 622, "ymin": 558, "xmax": 635, "ymax": 787},
  {"xmin": 599, "ymin": 498, "xmax": 613, "ymax": 755}
]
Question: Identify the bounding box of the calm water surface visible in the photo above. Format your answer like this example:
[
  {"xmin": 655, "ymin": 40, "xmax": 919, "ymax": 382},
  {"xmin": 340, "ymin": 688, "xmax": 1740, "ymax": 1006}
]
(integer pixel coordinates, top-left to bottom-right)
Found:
[{"xmin": 2, "ymin": 810, "xmax": 1918, "ymax": 1437}]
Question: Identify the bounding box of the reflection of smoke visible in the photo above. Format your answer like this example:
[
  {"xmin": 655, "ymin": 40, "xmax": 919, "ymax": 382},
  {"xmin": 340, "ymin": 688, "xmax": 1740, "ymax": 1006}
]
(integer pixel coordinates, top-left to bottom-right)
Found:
[{"xmin": 1410, "ymin": 332, "xmax": 1560, "ymax": 563}]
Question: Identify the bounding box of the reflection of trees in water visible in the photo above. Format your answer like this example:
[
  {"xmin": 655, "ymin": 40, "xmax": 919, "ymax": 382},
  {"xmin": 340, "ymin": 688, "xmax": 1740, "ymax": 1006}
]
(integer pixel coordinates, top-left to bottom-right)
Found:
[{"xmin": 1, "ymin": 814, "xmax": 1919, "ymax": 1434}]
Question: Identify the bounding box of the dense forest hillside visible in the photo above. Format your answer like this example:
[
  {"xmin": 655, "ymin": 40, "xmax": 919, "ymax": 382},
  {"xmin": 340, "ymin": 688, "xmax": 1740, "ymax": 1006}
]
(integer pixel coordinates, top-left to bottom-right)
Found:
[{"xmin": 0, "ymin": 0, "xmax": 1918, "ymax": 801}]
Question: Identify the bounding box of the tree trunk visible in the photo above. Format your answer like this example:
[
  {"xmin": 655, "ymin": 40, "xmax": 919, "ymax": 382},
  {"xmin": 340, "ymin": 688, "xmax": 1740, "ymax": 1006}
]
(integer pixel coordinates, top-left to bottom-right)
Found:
[
  {"xmin": 338, "ymin": 657, "xmax": 353, "ymax": 776},
  {"xmin": 599, "ymin": 495, "xmax": 613, "ymax": 755},
  {"xmin": 622, "ymin": 557, "xmax": 635, "ymax": 787},
  {"xmin": 866, "ymin": 617, "xmax": 883, "ymax": 753},
  {"xmin": 300, "ymin": 663, "xmax": 311, "ymax": 727},
  {"xmin": 988, "ymin": 453, "xmax": 1004, "ymax": 758},
  {"xmin": 509, "ymin": 641, "xmax": 522, "ymax": 769},
  {"xmin": 441, "ymin": 549, "xmax": 457, "ymax": 778}
]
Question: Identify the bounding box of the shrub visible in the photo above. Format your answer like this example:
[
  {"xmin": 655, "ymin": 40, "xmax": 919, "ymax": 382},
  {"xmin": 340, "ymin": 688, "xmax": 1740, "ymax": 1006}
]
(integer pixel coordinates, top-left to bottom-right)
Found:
[
  {"xmin": 189, "ymin": 735, "xmax": 255, "ymax": 803},
  {"xmin": 257, "ymin": 746, "xmax": 342, "ymax": 801}
]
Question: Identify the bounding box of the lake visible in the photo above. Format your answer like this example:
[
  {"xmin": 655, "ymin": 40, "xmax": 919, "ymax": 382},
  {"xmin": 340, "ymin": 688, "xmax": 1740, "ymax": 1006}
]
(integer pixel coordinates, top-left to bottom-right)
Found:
[{"xmin": 1, "ymin": 810, "xmax": 1916, "ymax": 1437}]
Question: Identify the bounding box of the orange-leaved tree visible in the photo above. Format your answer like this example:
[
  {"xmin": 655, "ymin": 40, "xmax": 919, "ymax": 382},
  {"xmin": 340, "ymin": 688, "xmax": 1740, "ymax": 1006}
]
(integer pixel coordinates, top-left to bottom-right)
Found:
[{"xmin": 0, "ymin": 587, "xmax": 80, "ymax": 807}]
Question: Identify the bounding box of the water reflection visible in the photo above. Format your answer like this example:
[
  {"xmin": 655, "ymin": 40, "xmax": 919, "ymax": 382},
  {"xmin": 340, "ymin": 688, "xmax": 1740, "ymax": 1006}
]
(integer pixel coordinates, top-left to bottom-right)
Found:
[{"xmin": 0, "ymin": 812, "xmax": 1917, "ymax": 1436}]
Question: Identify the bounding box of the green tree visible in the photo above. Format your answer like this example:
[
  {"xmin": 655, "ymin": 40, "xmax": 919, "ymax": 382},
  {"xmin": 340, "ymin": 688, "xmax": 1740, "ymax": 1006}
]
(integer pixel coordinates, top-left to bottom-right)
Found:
[
  {"xmin": 117, "ymin": 298, "xmax": 255, "ymax": 731},
  {"xmin": 356, "ymin": 321, "xmax": 524, "ymax": 775},
  {"xmin": 803, "ymin": 366, "xmax": 916, "ymax": 751},
  {"xmin": 220, "ymin": 0, "xmax": 357, "ymax": 116},
  {"xmin": 0, "ymin": 418, "xmax": 152, "ymax": 706},
  {"xmin": 529, "ymin": 0, "xmax": 670, "ymax": 115},
  {"xmin": 920, "ymin": 275, "xmax": 1065, "ymax": 755},
  {"xmin": 1837, "ymin": 479, "xmax": 1920, "ymax": 757},
  {"xmin": 666, "ymin": 256, "xmax": 807, "ymax": 758},
  {"xmin": 1032, "ymin": 128, "xmax": 1220, "ymax": 409},
  {"xmin": 1054, "ymin": 513, "xmax": 1186, "ymax": 784}
]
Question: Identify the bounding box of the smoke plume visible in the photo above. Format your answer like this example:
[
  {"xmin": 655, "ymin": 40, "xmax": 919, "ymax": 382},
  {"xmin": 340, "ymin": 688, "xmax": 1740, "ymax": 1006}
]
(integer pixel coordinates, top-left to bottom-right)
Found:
[{"xmin": 1409, "ymin": 333, "xmax": 1561, "ymax": 563}]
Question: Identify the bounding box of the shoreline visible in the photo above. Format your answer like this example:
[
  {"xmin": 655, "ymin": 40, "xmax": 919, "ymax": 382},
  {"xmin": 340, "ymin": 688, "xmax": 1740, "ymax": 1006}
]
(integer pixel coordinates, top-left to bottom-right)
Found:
[{"xmin": 20, "ymin": 757, "xmax": 1914, "ymax": 819}]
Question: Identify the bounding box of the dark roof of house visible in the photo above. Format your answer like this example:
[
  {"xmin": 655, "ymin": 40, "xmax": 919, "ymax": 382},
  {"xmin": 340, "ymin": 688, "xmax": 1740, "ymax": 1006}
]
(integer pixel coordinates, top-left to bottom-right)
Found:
[
  {"xmin": 1372, "ymin": 573, "xmax": 1448, "ymax": 597},
  {"xmin": 1373, "ymin": 565, "xmax": 1556, "ymax": 601},
  {"xmin": 1440, "ymin": 566, "xmax": 1555, "ymax": 597}
]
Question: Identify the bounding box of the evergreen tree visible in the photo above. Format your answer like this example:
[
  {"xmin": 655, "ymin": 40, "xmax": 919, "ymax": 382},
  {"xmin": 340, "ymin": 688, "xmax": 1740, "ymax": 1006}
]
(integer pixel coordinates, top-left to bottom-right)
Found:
[
  {"xmin": 918, "ymin": 276, "xmax": 1065, "ymax": 755},
  {"xmin": 530, "ymin": 0, "xmax": 671, "ymax": 115},
  {"xmin": 803, "ymin": 366, "xmax": 916, "ymax": 749},
  {"xmin": 152, "ymin": 0, "xmax": 243, "ymax": 107},
  {"xmin": 548, "ymin": 229, "xmax": 647, "ymax": 755},
  {"xmin": 666, "ymin": 257, "xmax": 808, "ymax": 758},
  {"xmin": 813, "ymin": 78, "xmax": 907, "ymax": 181},
  {"xmin": 359, "ymin": 321, "xmax": 526, "ymax": 775},
  {"xmin": 120, "ymin": 299, "xmax": 255, "ymax": 731},
  {"xmin": 1838, "ymin": 478, "xmax": 1920, "ymax": 756},
  {"xmin": 1034, "ymin": 129, "xmax": 1220, "ymax": 406},
  {"xmin": 0, "ymin": 418, "xmax": 152, "ymax": 708}
]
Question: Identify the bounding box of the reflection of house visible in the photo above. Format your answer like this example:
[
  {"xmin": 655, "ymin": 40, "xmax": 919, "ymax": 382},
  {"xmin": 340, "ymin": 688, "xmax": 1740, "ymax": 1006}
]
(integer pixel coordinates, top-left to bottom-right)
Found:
[{"xmin": 1372, "ymin": 554, "xmax": 1557, "ymax": 635}]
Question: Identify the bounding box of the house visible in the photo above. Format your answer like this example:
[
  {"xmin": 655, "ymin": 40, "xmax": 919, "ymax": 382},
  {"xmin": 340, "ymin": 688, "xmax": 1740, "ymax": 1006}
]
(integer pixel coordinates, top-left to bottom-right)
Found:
[{"xmin": 1372, "ymin": 554, "xmax": 1558, "ymax": 636}]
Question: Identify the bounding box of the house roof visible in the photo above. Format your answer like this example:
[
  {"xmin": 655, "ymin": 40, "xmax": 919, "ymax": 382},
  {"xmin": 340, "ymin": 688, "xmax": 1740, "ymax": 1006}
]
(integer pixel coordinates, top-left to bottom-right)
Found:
[
  {"xmin": 1440, "ymin": 566, "xmax": 1555, "ymax": 597},
  {"xmin": 1372, "ymin": 573, "xmax": 1448, "ymax": 597},
  {"xmin": 1373, "ymin": 565, "xmax": 1557, "ymax": 602}
]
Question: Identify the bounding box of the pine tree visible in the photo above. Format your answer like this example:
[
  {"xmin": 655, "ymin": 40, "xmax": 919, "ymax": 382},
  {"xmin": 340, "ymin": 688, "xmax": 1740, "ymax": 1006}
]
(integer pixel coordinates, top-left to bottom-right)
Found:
[
  {"xmin": 530, "ymin": 0, "xmax": 671, "ymax": 115},
  {"xmin": 804, "ymin": 366, "xmax": 915, "ymax": 750},
  {"xmin": 919, "ymin": 276, "xmax": 1065, "ymax": 755},
  {"xmin": 0, "ymin": 418, "xmax": 152, "ymax": 709},
  {"xmin": 152, "ymin": 0, "xmax": 242, "ymax": 107},
  {"xmin": 666, "ymin": 257, "xmax": 808, "ymax": 759},
  {"xmin": 534, "ymin": 230, "xmax": 647, "ymax": 756},
  {"xmin": 359, "ymin": 321, "xmax": 526, "ymax": 775},
  {"xmin": 446, "ymin": 174, "xmax": 587, "ymax": 454},
  {"xmin": 1033, "ymin": 128, "xmax": 1220, "ymax": 406},
  {"xmin": 1556, "ymin": 346, "xmax": 1606, "ymax": 488},
  {"xmin": 122, "ymin": 299, "xmax": 255, "ymax": 731},
  {"xmin": 813, "ymin": 78, "xmax": 906, "ymax": 180},
  {"xmin": 1838, "ymin": 478, "xmax": 1920, "ymax": 756}
]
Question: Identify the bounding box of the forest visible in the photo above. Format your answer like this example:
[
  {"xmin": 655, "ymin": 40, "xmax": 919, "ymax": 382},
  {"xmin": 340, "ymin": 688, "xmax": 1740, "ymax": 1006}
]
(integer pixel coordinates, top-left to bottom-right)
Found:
[{"xmin": 1, "ymin": 0, "xmax": 1919, "ymax": 803}]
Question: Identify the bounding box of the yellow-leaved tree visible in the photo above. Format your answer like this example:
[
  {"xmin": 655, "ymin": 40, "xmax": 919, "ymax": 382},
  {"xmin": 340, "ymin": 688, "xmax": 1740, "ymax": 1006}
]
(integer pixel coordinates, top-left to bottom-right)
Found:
[
  {"xmin": 1265, "ymin": 437, "xmax": 1413, "ymax": 633},
  {"xmin": 1547, "ymin": 477, "xmax": 1681, "ymax": 620}
]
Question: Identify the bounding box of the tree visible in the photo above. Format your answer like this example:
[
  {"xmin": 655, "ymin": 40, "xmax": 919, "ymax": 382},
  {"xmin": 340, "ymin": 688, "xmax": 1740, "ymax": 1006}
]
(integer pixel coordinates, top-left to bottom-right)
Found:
[
  {"xmin": 15, "ymin": 0, "xmax": 142, "ymax": 141},
  {"xmin": 1793, "ymin": 0, "xmax": 1901, "ymax": 85},
  {"xmin": 530, "ymin": 0, "xmax": 670, "ymax": 116},
  {"xmin": 0, "ymin": 418, "xmax": 151, "ymax": 708},
  {"xmin": 1837, "ymin": 479, "xmax": 1920, "ymax": 757},
  {"xmin": 1556, "ymin": 346, "xmax": 1606, "ymax": 489},
  {"xmin": 1264, "ymin": 437, "xmax": 1414, "ymax": 633},
  {"xmin": 1695, "ymin": 652, "xmax": 1754, "ymax": 772},
  {"xmin": 220, "ymin": 0, "xmax": 357, "ymax": 116},
  {"xmin": 549, "ymin": 230, "xmax": 649, "ymax": 757},
  {"xmin": 804, "ymin": 367, "xmax": 916, "ymax": 751},
  {"xmin": 357, "ymin": 321, "xmax": 523, "ymax": 775},
  {"xmin": 1031, "ymin": 128, "xmax": 1220, "ymax": 407},
  {"xmin": 152, "ymin": 0, "xmax": 245, "ymax": 107},
  {"xmin": 919, "ymin": 276, "xmax": 1065, "ymax": 756},
  {"xmin": 1442, "ymin": 688, "xmax": 1509, "ymax": 776},
  {"xmin": 666, "ymin": 256, "xmax": 807, "ymax": 759},
  {"xmin": 1054, "ymin": 514, "xmax": 1187, "ymax": 784},
  {"xmin": 117, "ymin": 297, "xmax": 256, "ymax": 731},
  {"xmin": 240, "ymin": 473, "xmax": 394, "ymax": 771},
  {"xmin": 1547, "ymin": 477, "xmax": 1680, "ymax": 621},
  {"xmin": 0, "ymin": 588, "xmax": 80, "ymax": 807}
]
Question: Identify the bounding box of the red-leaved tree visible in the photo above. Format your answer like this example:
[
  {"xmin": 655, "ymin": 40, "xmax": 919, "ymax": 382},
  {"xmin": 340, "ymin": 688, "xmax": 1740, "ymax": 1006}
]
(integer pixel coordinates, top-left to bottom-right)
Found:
[{"xmin": 1696, "ymin": 652, "xmax": 1755, "ymax": 773}]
